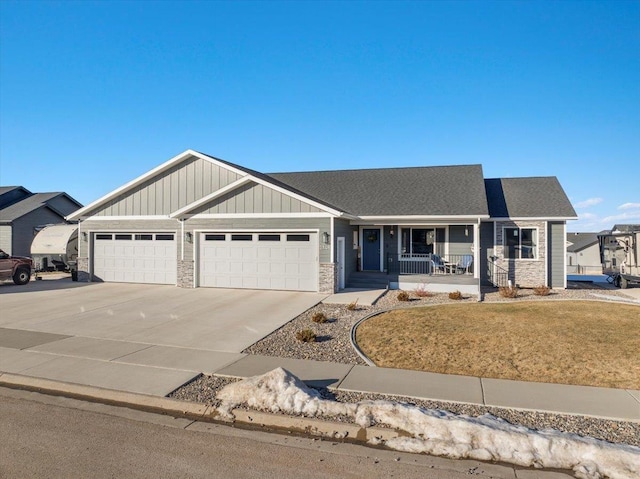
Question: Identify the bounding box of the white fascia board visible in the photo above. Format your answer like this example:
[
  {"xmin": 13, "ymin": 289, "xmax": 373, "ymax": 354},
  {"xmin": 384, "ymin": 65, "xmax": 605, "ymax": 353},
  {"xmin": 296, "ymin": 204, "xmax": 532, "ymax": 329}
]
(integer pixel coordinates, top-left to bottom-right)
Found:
[
  {"xmin": 248, "ymin": 175, "xmax": 343, "ymax": 217},
  {"xmin": 67, "ymin": 149, "xmax": 251, "ymax": 221},
  {"xmin": 67, "ymin": 149, "xmax": 200, "ymax": 220},
  {"xmin": 351, "ymin": 215, "xmax": 490, "ymax": 225},
  {"xmin": 80, "ymin": 215, "xmax": 172, "ymax": 221},
  {"xmin": 188, "ymin": 212, "xmax": 334, "ymax": 219},
  {"xmin": 170, "ymin": 177, "xmax": 252, "ymax": 218},
  {"xmin": 487, "ymin": 217, "xmax": 577, "ymax": 221}
]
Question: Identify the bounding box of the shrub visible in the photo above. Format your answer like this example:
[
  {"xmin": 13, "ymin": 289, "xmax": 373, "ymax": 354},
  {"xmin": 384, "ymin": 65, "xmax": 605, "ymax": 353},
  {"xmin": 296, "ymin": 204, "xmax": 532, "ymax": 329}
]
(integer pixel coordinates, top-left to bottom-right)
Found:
[
  {"xmin": 311, "ymin": 311, "xmax": 328, "ymax": 323},
  {"xmin": 296, "ymin": 329, "xmax": 317, "ymax": 342},
  {"xmin": 534, "ymin": 285, "xmax": 551, "ymax": 296},
  {"xmin": 414, "ymin": 285, "xmax": 432, "ymax": 298},
  {"xmin": 448, "ymin": 290, "xmax": 463, "ymax": 300},
  {"xmin": 499, "ymin": 285, "xmax": 519, "ymax": 298},
  {"xmin": 397, "ymin": 291, "xmax": 410, "ymax": 302},
  {"xmin": 346, "ymin": 299, "xmax": 359, "ymax": 311}
]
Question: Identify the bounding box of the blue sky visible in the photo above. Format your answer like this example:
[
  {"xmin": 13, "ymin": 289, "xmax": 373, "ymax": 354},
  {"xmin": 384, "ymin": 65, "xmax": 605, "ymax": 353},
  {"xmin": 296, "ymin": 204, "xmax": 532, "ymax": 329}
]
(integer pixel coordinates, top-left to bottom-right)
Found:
[{"xmin": 1, "ymin": 0, "xmax": 638, "ymax": 232}]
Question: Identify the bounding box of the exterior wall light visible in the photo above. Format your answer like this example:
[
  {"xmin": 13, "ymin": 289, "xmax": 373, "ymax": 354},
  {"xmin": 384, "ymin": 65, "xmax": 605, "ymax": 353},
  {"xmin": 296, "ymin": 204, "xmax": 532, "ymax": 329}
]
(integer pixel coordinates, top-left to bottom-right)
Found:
[
  {"xmin": 322, "ymin": 231, "xmax": 330, "ymax": 244},
  {"xmin": 184, "ymin": 232, "xmax": 193, "ymax": 243}
]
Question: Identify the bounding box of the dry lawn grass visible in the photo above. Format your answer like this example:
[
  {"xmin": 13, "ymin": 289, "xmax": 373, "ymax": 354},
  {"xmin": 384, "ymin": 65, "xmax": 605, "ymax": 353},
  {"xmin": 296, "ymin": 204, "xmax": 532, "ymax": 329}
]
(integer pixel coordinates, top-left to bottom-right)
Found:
[{"xmin": 356, "ymin": 301, "xmax": 640, "ymax": 389}]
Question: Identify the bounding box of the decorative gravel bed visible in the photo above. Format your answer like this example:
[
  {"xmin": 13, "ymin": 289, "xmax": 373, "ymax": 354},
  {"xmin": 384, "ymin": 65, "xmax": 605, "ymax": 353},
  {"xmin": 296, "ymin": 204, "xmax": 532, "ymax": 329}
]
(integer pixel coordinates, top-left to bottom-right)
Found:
[
  {"xmin": 170, "ymin": 374, "xmax": 640, "ymax": 447},
  {"xmin": 243, "ymin": 284, "xmax": 636, "ymax": 365},
  {"xmin": 170, "ymin": 284, "xmax": 640, "ymax": 447}
]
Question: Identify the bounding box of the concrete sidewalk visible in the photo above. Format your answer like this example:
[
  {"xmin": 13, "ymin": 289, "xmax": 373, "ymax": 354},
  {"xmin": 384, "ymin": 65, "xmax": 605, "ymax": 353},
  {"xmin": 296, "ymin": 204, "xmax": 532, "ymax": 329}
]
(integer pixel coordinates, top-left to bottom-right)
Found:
[{"xmin": 1, "ymin": 328, "xmax": 638, "ymax": 422}]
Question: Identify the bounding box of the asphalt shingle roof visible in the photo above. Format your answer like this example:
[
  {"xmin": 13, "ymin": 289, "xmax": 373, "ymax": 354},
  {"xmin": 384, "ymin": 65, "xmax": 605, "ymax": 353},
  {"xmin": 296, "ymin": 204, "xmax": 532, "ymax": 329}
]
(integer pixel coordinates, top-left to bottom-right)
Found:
[
  {"xmin": 268, "ymin": 165, "xmax": 489, "ymax": 217},
  {"xmin": 0, "ymin": 193, "xmax": 66, "ymax": 222},
  {"xmin": 485, "ymin": 177, "xmax": 577, "ymax": 218},
  {"xmin": 566, "ymin": 232, "xmax": 599, "ymax": 252}
]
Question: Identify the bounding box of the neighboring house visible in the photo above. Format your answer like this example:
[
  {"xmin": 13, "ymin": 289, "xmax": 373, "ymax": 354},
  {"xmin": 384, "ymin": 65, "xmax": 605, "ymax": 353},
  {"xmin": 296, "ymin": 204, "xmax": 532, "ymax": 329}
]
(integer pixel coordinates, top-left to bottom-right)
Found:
[
  {"xmin": 0, "ymin": 186, "xmax": 82, "ymax": 257},
  {"xmin": 566, "ymin": 232, "xmax": 601, "ymax": 275},
  {"xmin": 67, "ymin": 150, "xmax": 577, "ymax": 295}
]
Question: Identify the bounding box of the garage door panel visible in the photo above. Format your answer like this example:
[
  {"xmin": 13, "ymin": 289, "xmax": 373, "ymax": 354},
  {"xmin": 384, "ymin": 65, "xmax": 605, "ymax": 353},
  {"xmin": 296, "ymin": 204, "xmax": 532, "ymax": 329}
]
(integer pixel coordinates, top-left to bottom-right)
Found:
[
  {"xmin": 200, "ymin": 232, "xmax": 317, "ymax": 292},
  {"xmin": 93, "ymin": 235, "xmax": 176, "ymax": 285}
]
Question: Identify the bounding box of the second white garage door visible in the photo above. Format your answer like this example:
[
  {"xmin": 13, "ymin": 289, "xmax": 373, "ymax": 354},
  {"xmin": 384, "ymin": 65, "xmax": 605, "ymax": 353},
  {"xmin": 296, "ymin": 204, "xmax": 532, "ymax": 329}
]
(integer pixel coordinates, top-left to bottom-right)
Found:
[
  {"xmin": 199, "ymin": 232, "xmax": 318, "ymax": 291},
  {"xmin": 93, "ymin": 232, "xmax": 177, "ymax": 284}
]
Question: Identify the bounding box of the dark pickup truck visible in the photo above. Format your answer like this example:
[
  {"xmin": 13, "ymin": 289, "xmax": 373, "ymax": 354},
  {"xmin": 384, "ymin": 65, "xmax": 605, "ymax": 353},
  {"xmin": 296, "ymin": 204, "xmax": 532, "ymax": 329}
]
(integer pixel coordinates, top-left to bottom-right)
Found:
[{"xmin": 0, "ymin": 249, "xmax": 32, "ymax": 285}]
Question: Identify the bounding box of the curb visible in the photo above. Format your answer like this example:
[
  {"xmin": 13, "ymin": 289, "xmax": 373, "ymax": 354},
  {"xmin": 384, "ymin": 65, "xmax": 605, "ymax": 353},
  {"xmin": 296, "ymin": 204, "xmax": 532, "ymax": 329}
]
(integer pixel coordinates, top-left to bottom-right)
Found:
[{"xmin": 0, "ymin": 372, "xmax": 399, "ymax": 445}]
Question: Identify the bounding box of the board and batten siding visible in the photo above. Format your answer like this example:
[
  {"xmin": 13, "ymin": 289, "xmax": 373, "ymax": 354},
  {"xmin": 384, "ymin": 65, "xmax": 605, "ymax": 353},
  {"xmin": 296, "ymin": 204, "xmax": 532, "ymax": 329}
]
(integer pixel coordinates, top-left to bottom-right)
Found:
[
  {"xmin": 93, "ymin": 156, "xmax": 242, "ymax": 216},
  {"xmin": 548, "ymin": 221, "xmax": 566, "ymax": 288},
  {"xmin": 0, "ymin": 225, "xmax": 12, "ymax": 254},
  {"xmin": 192, "ymin": 182, "xmax": 323, "ymax": 215}
]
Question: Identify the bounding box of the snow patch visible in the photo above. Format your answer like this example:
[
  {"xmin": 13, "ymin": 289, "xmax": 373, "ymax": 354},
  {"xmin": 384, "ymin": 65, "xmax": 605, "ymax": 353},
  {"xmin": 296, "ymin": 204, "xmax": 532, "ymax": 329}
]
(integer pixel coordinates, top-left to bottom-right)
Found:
[{"xmin": 217, "ymin": 368, "xmax": 640, "ymax": 479}]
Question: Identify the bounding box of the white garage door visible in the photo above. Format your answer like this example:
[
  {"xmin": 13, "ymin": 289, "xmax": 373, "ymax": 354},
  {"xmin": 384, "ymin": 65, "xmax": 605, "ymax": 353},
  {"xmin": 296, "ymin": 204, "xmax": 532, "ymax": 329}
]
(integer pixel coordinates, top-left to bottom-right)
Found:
[
  {"xmin": 199, "ymin": 232, "xmax": 318, "ymax": 291},
  {"xmin": 93, "ymin": 233, "xmax": 177, "ymax": 284}
]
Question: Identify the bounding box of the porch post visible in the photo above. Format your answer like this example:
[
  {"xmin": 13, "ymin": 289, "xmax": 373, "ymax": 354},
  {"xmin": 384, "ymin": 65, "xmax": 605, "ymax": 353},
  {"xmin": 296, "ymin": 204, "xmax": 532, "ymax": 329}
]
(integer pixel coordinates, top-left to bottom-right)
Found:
[{"xmin": 474, "ymin": 219, "xmax": 480, "ymax": 279}]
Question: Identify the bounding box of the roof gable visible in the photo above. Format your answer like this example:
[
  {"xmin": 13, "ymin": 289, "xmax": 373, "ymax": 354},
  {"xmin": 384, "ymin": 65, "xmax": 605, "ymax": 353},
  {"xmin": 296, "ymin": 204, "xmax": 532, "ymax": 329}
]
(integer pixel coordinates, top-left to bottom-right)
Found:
[
  {"xmin": 0, "ymin": 192, "xmax": 81, "ymax": 223},
  {"xmin": 566, "ymin": 232, "xmax": 599, "ymax": 252}
]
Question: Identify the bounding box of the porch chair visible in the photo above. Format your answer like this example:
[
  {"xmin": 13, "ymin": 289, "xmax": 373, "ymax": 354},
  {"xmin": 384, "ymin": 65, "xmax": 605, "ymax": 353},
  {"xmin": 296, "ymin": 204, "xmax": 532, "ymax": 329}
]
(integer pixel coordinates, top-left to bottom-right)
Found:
[
  {"xmin": 430, "ymin": 254, "xmax": 446, "ymax": 274},
  {"xmin": 455, "ymin": 254, "xmax": 473, "ymax": 274}
]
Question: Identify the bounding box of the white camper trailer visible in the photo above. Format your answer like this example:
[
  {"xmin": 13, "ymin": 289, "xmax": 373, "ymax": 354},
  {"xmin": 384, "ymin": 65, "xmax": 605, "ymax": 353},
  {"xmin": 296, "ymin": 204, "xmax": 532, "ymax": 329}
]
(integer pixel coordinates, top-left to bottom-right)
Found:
[
  {"xmin": 30, "ymin": 224, "xmax": 78, "ymax": 278},
  {"xmin": 598, "ymin": 224, "xmax": 640, "ymax": 289}
]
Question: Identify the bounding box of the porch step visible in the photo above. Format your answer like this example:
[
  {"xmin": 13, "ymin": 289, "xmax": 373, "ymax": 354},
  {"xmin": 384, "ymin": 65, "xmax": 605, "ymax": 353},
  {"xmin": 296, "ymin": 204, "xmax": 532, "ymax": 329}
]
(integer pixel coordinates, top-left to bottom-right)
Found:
[{"xmin": 346, "ymin": 272, "xmax": 390, "ymax": 289}]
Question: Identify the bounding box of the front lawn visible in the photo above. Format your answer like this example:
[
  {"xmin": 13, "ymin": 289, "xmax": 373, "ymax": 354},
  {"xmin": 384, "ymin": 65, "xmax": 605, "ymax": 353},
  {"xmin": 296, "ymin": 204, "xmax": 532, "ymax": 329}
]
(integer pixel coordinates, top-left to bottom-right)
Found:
[{"xmin": 355, "ymin": 301, "xmax": 640, "ymax": 389}]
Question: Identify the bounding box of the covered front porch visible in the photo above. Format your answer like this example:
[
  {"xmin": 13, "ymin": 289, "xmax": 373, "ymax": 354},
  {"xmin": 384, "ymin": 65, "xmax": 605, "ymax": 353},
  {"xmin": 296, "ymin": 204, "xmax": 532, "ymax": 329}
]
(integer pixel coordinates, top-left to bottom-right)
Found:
[{"xmin": 350, "ymin": 222, "xmax": 482, "ymax": 296}]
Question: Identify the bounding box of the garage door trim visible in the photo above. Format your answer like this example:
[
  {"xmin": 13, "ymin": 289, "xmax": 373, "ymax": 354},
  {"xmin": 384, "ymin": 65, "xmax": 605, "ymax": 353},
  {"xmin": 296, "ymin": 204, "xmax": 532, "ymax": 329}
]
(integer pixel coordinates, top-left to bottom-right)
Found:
[{"xmin": 194, "ymin": 228, "xmax": 319, "ymax": 291}]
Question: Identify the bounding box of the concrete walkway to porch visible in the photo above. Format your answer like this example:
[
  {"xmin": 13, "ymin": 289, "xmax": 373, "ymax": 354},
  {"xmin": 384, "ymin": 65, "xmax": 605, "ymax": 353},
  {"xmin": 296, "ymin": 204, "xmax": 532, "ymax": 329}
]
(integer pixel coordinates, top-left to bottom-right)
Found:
[{"xmin": 322, "ymin": 288, "xmax": 387, "ymax": 306}]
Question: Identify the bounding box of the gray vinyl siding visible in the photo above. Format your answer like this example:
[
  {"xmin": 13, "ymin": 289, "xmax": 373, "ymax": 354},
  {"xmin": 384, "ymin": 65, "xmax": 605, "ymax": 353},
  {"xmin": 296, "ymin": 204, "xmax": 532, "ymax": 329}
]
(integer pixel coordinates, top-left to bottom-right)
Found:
[
  {"xmin": 46, "ymin": 195, "xmax": 82, "ymax": 217},
  {"xmin": 480, "ymin": 221, "xmax": 495, "ymax": 285},
  {"xmin": 194, "ymin": 182, "xmax": 323, "ymax": 215},
  {"xmin": 548, "ymin": 221, "xmax": 565, "ymax": 288},
  {"xmin": 78, "ymin": 219, "xmax": 178, "ymax": 258},
  {"xmin": 184, "ymin": 217, "xmax": 332, "ymax": 263},
  {"xmin": 334, "ymin": 218, "xmax": 358, "ymax": 281},
  {"xmin": 448, "ymin": 225, "xmax": 474, "ymax": 256},
  {"xmin": 9, "ymin": 210, "xmax": 66, "ymax": 257},
  {"xmin": 0, "ymin": 225, "xmax": 12, "ymax": 254},
  {"xmin": 79, "ymin": 216, "xmax": 333, "ymax": 263},
  {"xmin": 93, "ymin": 156, "xmax": 241, "ymax": 216}
]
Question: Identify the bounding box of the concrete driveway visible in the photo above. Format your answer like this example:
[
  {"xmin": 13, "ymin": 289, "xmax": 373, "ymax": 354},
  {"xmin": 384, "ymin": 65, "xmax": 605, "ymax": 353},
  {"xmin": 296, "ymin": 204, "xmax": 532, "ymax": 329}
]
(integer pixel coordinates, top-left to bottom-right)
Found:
[{"xmin": 0, "ymin": 279, "xmax": 325, "ymax": 353}]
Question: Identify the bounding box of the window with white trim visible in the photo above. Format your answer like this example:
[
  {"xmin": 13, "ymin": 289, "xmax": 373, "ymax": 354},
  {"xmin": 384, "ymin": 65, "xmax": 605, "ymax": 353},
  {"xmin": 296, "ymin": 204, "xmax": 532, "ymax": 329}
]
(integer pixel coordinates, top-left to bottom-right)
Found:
[
  {"xmin": 504, "ymin": 227, "xmax": 538, "ymax": 259},
  {"xmin": 400, "ymin": 227, "xmax": 445, "ymax": 256}
]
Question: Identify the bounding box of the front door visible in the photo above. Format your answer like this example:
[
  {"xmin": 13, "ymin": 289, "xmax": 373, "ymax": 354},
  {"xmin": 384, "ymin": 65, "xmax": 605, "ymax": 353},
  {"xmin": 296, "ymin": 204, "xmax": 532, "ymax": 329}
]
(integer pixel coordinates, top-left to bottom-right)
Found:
[{"xmin": 362, "ymin": 228, "xmax": 381, "ymax": 271}]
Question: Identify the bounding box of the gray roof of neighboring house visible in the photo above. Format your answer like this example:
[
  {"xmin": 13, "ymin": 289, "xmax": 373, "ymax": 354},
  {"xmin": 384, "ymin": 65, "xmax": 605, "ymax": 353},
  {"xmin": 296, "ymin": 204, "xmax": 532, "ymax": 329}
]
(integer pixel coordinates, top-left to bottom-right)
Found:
[
  {"xmin": 567, "ymin": 232, "xmax": 599, "ymax": 252},
  {"xmin": 0, "ymin": 192, "xmax": 81, "ymax": 223},
  {"xmin": 268, "ymin": 165, "xmax": 489, "ymax": 217},
  {"xmin": 484, "ymin": 177, "xmax": 577, "ymax": 218}
]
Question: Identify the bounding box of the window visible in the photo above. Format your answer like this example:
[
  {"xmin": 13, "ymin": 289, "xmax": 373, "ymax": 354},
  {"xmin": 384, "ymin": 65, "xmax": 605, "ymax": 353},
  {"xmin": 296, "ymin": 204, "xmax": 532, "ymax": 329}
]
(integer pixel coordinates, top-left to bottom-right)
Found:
[
  {"xmin": 135, "ymin": 234, "xmax": 153, "ymax": 241},
  {"xmin": 96, "ymin": 234, "xmax": 112, "ymax": 240},
  {"xmin": 259, "ymin": 234, "xmax": 281, "ymax": 241},
  {"xmin": 205, "ymin": 234, "xmax": 225, "ymax": 241},
  {"xmin": 231, "ymin": 234, "xmax": 252, "ymax": 241},
  {"xmin": 504, "ymin": 227, "xmax": 537, "ymax": 259},
  {"xmin": 155, "ymin": 234, "xmax": 175, "ymax": 241},
  {"xmin": 287, "ymin": 234, "xmax": 310, "ymax": 242},
  {"xmin": 400, "ymin": 228, "xmax": 445, "ymax": 256},
  {"xmin": 115, "ymin": 234, "xmax": 132, "ymax": 240}
]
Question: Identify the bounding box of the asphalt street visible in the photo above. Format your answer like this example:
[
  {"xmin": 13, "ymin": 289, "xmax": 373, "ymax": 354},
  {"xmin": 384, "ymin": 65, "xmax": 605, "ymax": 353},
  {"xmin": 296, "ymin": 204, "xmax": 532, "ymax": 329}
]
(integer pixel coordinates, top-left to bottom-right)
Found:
[{"xmin": 1, "ymin": 387, "xmax": 538, "ymax": 479}]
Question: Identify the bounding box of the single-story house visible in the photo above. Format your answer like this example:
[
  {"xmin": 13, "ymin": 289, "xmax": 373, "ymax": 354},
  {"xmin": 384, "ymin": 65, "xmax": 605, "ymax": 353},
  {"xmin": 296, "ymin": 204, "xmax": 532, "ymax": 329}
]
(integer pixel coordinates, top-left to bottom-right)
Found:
[
  {"xmin": 566, "ymin": 232, "xmax": 601, "ymax": 275},
  {"xmin": 67, "ymin": 150, "xmax": 577, "ymax": 295},
  {"xmin": 0, "ymin": 186, "xmax": 82, "ymax": 257}
]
